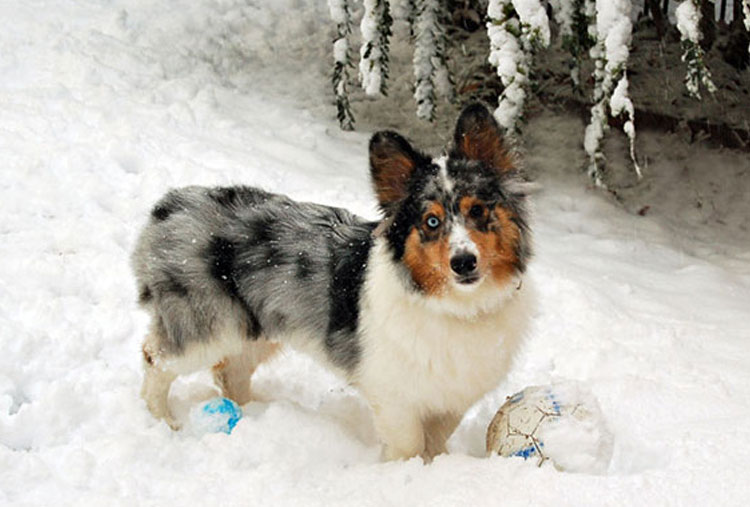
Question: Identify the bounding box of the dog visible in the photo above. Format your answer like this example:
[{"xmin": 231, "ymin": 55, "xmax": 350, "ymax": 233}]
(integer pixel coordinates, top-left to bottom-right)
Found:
[{"xmin": 132, "ymin": 103, "xmax": 533, "ymax": 461}]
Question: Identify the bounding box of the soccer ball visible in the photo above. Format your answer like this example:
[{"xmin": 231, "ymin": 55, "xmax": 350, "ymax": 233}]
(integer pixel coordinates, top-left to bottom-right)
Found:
[{"xmin": 486, "ymin": 383, "xmax": 613, "ymax": 473}]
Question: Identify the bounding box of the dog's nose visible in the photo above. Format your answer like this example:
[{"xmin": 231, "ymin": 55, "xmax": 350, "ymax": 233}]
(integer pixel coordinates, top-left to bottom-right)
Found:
[{"xmin": 450, "ymin": 252, "xmax": 477, "ymax": 276}]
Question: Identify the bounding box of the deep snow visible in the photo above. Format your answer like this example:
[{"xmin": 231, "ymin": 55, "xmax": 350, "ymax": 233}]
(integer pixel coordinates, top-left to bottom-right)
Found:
[{"xmin": 1, "ymin": 1, "xmax": 750, "ymax": 505}]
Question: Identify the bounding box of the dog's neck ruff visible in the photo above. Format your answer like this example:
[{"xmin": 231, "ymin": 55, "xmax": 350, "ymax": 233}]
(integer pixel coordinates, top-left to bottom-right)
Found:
[{"xmin": 368, "ymin": 237, "xmax": 522, "ymax": 321}]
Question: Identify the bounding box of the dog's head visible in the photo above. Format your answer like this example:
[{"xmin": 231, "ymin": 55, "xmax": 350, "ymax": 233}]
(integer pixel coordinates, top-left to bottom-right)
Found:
[{"xmin": 370, "ymin": 103, "xmax": 531, "ymax": 302}]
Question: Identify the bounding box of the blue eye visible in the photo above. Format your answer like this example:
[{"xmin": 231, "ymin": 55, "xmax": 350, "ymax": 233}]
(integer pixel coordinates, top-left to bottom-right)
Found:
[{"xmin": 426, "ymin": 215, "xmax": 441, "ymax": 229}]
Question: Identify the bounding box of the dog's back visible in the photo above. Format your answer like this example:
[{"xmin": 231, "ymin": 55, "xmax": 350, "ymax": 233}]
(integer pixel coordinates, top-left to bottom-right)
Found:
[{"xmin": 133, "ymin": 185, "xmax": 377, "ymax": 371}]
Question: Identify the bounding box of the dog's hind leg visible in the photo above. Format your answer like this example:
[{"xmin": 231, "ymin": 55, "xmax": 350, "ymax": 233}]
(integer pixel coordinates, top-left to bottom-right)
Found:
[
  {"xmin": 140, "ymin": 324, "xmax": 179, "ymax": 429},
  {"xmin": 212, "ymin": 340, "xmax": 280, "ymax": 405}
]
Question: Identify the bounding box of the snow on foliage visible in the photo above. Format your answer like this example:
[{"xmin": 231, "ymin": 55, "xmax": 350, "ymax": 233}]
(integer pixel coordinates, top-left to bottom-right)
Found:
[
  {"xmin": 390, "ymin": 0, "xmax": 417, "ymax": 27},
  {"xmin": 327, "ymin": 0, "xmax": 734, "ymax": 187},
  {"xmin": 549, "ymin": 0, "xmax": 575, "ymax": 37},
  {"xmin": 413, "ymin": 0, "xmax": 452, "ymax": 121},
  {"xmin": 327, "ymin": 0, "xmax": 452, "ymax": 127},
  {"xmin": 584, "ymin": 0, "xmax": 640, "ymax": 187},
  {"xmin": 675, "ymin": 0, "xmax": 717, "ymax": 100},
  {"xmin": 487, "ymin": 0, "xmax": 550, "ymax": 132},
  {"xmin": 359, "ymin": 0, "xmax": 393, "ymax": 97},
  {"xmin": 328, "ymin": 0, "xmax": 355, "ymax": 130},
  {"xmin": 551, "ymin": 0, "xmax": 596, "ymax": 88},
  {"xmin": 743, "ymin": 0, "xmax": 750, "ymax": 56}
]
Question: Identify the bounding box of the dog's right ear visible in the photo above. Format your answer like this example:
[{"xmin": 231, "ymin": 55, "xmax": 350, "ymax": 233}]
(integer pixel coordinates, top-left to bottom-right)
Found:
[
  {"xmin": 452, "ymin": 103, "xmax": 514, "ymax": 174},
  {"xmin": 369, "ymin": 131, "xmax": 419, "ymax": 212}
]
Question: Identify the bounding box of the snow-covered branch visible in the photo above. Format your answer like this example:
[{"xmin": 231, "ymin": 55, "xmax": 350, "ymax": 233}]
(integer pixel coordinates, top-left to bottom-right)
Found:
[
  {"xmin": 743, "ymin": 0, "xmax": 750, "ymax": 56},
  {"xmin": 487, "ymin": 0, "xmax": 550, "ymax": 132},
  {"xmin": 584, "ymin": 0, "xmax": 640, "ymax": 187},
  {"xmin": 675, "ymin": 0, "xmax": 717, "ymax": 100},
  {"xmin": 360, "ymin": 0, "xmax": 394, "ymax": 97},
  {"xmin": 413, "ymin": 0, "xmax": 453, "ymax": 121},
  {"xmin": 329, "ymin": 0, "xmax": 355, "ymax": 130},
  {"xmin": 551, "ymin": 0, "xmax": 595, "ymax": 88}
]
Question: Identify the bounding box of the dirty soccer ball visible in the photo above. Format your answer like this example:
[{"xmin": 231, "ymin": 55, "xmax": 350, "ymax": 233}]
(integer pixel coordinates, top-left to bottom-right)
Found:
[{"xmin": 486, "ymin": 383, "xmax": 613, "ymax": 473}]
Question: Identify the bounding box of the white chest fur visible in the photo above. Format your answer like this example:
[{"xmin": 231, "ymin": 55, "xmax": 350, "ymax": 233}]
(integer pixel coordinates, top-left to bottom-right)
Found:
[{"xmin": 355, "ymin": 239, "xmax": 533, "ymax": 417}]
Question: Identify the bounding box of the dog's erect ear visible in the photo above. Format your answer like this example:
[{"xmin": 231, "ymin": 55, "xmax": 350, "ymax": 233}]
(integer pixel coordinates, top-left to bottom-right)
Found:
[
  {"xmin": 370, "ymin": 131, "xmax": 419, "ymax": 210},
  {"xmin": 452, "ymin": 103, "xmax": 514, "ymax": 173}
]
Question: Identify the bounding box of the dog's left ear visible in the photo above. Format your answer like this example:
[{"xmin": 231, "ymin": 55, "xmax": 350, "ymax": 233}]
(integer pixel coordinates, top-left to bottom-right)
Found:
[
  {"xmin": 452, "ymin": 103, "xmax": 515, "ymax": 173},
  {"xmin": 370, "ymin": 131, "xmax": 420, "ymax": 212}
]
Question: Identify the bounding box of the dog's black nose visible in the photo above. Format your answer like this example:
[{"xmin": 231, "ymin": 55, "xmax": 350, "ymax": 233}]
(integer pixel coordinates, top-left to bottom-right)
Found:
[{"xmin": 450, "ymin": 252, "xmax": 477, "ymax": 276}]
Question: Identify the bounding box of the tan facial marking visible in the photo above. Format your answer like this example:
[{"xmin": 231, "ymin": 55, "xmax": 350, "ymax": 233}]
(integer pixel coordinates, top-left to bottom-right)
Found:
[
  {"xmin": 404, "ymin": 202, "xmax": 451, "ymax": 295},
  {"xmin": 467, "ymin": 205, "xmax": 521, "ymax": 286},
  {"xmin": 459, "ymin": 196, "xmax": 488, "ymax": 223}
]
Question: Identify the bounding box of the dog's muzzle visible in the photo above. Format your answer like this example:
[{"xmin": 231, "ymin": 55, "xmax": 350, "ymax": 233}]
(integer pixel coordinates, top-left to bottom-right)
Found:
[{"xmin": 450, "ymin": 252, "xmax": 480, "ymax": 284}]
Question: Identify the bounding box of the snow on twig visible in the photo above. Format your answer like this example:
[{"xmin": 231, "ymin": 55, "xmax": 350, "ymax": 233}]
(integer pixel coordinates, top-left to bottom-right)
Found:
[
  {"xmin": 359, "ymin": 0, "xmax": 393, "ymax": 97},
  {"xmin": 487, "ymin": 0, "xmax": 550, "ymax": 133},
  {"xmin": 550, "ymin": 0, "xmax": 595, "ymax": 88},
  {"xmin": 328, "ymin": 0, "xmax": 356, "ymax": 130},
  {"xmin": 584, "ymin": 0, "xmax": 640, "ymax": 187},
  {"xmin": 675, "ymin": 0, "xmax": 717, "ymax": 100},
  {"xmin": 413, "ymin": 0, "xmax": 453, "ymax": 121}
]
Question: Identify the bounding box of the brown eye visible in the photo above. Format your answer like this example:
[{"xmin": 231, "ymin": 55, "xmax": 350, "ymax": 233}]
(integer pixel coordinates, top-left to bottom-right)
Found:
[
  {"xmin": 425, "ymin": 215, "xmax": 441, "ymax": 230},
  {"xmin": 469, "ymin": 204, "xmax": 485, "ymax": 219}
]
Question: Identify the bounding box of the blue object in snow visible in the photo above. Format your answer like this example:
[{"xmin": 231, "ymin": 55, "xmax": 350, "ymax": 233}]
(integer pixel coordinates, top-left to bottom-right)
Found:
[{"xmin": 190, "ymin": 397, "xmax": 243, "ymax": 435}]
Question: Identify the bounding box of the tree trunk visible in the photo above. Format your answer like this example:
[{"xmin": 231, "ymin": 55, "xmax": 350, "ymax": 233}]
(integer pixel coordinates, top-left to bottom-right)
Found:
[
  {"xmin": 698, "ymin": 0, "xmax": 716, "ymax": 51},
  {"xmin": 721, "ymin": 0, "xmax": 750, "ymax": 70},
  {"xmin": 647, "ymin": 0, "xmax": 667, "ymax": 39}
]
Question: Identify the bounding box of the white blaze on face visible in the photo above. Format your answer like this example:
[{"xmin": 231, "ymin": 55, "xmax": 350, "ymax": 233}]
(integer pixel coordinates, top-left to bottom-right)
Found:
[
  {"xmin": 449, "ymin": 221, "xmax": 478, "ymax": 258},
  {"xmin": 434, "ymin": 155, "xmax": 454, "ymax": 193}
]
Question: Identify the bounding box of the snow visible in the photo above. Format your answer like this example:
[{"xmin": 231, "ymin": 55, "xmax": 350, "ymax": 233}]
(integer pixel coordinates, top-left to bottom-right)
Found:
[
  {"xmin": 328, "ymin": 0, "xmax": 349, "ymax": 26},
  {"xmin": 676, "ymin": 0, "xmax": 702, "ymax": 44},
  {"xmin": 2, "ymin": 0, "xmax": 750, "ymax": 506},
  {"xmin": 487, "ymin": 0, "xmax": 550, "ymax": 131},
  {"xmin": 333, "ymin": 37, "xmax": 349, "ymax": 64},
  {"xmin": 533, "ymin": 383, "xmax": 613, "ymax": 475},
  {"xmin": 512, "ymin": 0, "xmax": 551, "ymax": 46},
  {"xmin": 359, "ymin": 0, "xmax": 387, "ymax": 97},
  {"xmin": 595, "ymin": 0, "xmax": 633, "ymax": 75},
  {"xmin": 549, "ymin": 0, "xmax": 575, "ymax": 38},
  {"xmin": 411, "ymin": 0, "xmax": 451, "ymax": 121}
]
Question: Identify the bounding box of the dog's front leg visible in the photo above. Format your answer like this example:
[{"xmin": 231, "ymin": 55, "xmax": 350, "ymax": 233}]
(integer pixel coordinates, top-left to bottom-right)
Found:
[
  {"xmin": 422, "ymin": 412, "xmax": 461, "ymax": 462},
  {"xmin": 372, "ymin": 403, "xmax": 425, "ymax": 461}
]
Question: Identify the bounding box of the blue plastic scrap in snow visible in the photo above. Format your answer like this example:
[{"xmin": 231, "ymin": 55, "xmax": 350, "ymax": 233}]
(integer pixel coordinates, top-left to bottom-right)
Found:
[
  {"xmin": 200, "ymin": 397, "xmax": 242, "ymax": 434},
  {"xmin": 513, "ymin": 446, "xmax": 537, "ymax": 459}
]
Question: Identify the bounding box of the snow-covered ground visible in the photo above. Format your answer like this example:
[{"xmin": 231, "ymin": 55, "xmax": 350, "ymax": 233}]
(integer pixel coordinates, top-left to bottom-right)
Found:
[{"xmin": 2, "ymin": 1, "xmax": 750, "ymax": 505}]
